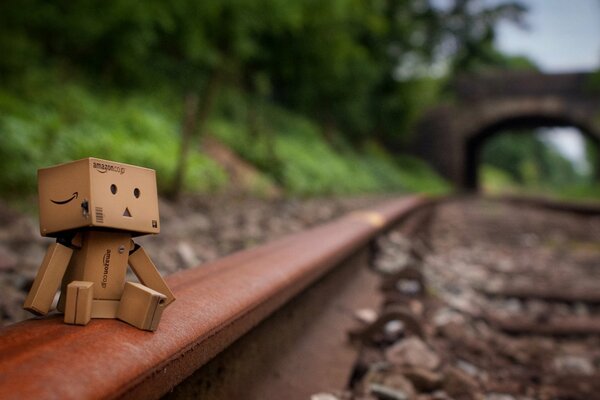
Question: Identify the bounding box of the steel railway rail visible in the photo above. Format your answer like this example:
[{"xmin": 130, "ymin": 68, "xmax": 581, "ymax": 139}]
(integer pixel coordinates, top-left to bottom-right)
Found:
[
  {"xmin": 497, "ymin": 194, "xmax": 600, "ymax": 215},
  {"xmin": 0, "ymin": 196, "xmax": 432, "ymax": 400}
]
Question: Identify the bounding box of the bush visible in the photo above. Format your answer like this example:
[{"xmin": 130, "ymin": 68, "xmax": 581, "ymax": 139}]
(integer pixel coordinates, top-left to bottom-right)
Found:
[
  {"xmin": 210, "ymin": 102, "xmax": 450, "ymax": 195},
  {"xmin": 0, "ymin": 71, "xmax": 450, "ymax": 200},
  {"xmin": 0, "ymin": 76, "xmax": 227, "ymax": 198}
]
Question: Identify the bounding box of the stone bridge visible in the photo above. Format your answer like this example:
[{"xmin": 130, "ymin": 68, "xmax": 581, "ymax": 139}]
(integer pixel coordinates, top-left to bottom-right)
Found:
[{"xmin": 413, "ymin": 71, "xmax": 600, "ymax": 189}]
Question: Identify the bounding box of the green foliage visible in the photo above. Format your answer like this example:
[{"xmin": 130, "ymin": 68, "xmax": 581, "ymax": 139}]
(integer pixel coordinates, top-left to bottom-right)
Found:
[
  {"xmin": 0, "ymin": 70, "xmax": 449, "ymax": 199},
  {"xmin": 480, "ymin": 165, "xmax": 520, "ymax": 194},
  {"xmin": 589, "ymin": 68, "xmax": 600, "ymax": 90},
  {"xmin": 210, "ymin": 100, "xmax": 449, "ymax": 195},
  {"xmin": 481, "ymin": 130, "xmax": 586, "ymax": 187},
  {"xmin": 391, "ymin": 154, "xmax": 452, "ymax": 194},
  {"xmin": 373, "ymin": 77, "xmax": 445, "ymax": 145},
  {"xmin": 0, "ymin": 0, "xmax": 531, "ymax": 199},
  {"xmin": 443, "ymin": 1, "xmax": 528, "ymax": 73},
  {"xmin": 482, "ymin": 162, "xmax": 600, "ymax": 202},
  {"xmin": 480, "ymin": 130, "xmax": 600, "ymax": 201},
  {"xmin": 0, "ymin": 0, "xmax": 528, "ymax": 146},
  {"xmin": 0, "ymin": 76, "xmax": 227, "ymax": 197}
]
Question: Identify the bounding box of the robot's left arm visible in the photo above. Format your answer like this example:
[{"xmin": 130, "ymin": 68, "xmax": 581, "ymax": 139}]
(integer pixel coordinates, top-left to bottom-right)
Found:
[{"xmin": 128, "ymin": 242, "xmax": 175, "ymax": 306}]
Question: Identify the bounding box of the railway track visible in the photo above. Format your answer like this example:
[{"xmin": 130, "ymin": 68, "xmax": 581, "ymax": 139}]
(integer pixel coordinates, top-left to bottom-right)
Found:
[
  {"xmin": 0, "ymin": 195, "xmax": 598, "ymax": 399},
  {"xmin": 0, "ymin": 196, "xmax": 432, "ymax": 399},
  {"xmin": 354, "ymin": 196, "xmax": 600, "ymax": 400}
]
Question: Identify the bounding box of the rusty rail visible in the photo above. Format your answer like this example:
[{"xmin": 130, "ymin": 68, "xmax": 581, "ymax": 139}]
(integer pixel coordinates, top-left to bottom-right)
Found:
[
  {"xmin": 483, "ymin": 285, "xmax": 600, "ymax": 304},
  {"xmin": 488, "ymin": 314, "xmax": 600, "ymax": 336},
  {"xmin": 496, "ymin": 194, "xmax": 600, "ymax": 215},
  {"xmin": 0, "ymin": 196, "xmax": 430, "ymax": 400}
]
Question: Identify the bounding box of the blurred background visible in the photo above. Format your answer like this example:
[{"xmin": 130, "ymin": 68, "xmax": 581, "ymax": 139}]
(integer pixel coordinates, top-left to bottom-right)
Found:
[
  {"xmin": 0, "ymin": 0, "xmax": 599, "ymax": 203},
  {"xmin": 2, "ymin": 3, "xmax": 600, "ymax": 396}
]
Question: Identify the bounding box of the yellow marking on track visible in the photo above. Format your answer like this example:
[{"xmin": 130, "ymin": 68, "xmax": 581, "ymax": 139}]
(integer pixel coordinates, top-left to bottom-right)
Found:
[{"xmin": 349, "ymin": 211, "xmax": 386, "ymax": 228}]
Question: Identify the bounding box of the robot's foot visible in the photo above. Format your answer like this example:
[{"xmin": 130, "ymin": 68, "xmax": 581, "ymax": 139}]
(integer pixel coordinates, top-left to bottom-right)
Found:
[
  {"xmin": 117, "ymin": 282, "xmax": 167, "ymax": 331},
  {"xmin": 64, "ymin": 281, "xmax": 94, "ymax": 325}
]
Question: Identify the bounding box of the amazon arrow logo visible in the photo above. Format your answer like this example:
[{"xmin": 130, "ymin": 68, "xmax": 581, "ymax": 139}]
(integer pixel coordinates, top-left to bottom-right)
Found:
[{"xmin": 51, "ymin": 192, "xmax": 78, "ymax": 205}]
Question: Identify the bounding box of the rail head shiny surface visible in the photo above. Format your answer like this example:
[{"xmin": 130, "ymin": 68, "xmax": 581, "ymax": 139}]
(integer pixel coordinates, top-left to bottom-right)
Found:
[{"xmin": 0, "ymin": 196, "xmax": 429, "ymax": 400}]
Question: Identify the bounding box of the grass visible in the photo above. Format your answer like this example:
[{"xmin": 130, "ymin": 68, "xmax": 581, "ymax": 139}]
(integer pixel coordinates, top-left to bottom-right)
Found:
[
  {"xmin": 0, "ymin": 71, "xmax": 451, "ymax": 203},
  {"xmin": 481, "ymin": 164, "xmax": 600, "ymax": 203},
  {"xmin": 0, "ymin": 76, "xmax": 227, "ymax": 197},
  {"xmin": 210, "ymin": 104, "xmax": 450, "ymax": 196}
]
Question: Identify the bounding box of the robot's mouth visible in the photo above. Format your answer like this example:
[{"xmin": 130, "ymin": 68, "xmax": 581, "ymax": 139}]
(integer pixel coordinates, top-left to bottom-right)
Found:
[{"xmin": 123, "ymin": 207, "xmax": 132, "ymax": 217}]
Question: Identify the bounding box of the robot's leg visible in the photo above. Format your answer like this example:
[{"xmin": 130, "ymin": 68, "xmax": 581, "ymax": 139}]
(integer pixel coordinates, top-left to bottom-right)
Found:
[
  {"xmin": 64, "ymin": 281, "xmax": 94, "ymax": 325},
  {"xmin": 117, "ymin": 282, "xmax": 167, "ymax": 331}
]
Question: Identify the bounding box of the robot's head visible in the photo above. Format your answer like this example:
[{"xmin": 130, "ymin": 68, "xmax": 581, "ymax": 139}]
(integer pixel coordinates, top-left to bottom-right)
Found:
[{"xmin": 38, "ymin": 158, "xmax": 160, "ymax": 237}]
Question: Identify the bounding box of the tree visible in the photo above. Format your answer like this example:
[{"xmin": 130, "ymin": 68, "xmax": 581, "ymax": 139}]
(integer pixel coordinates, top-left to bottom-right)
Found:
[
  {"xmin": 0, "ymin": 0, "xmax": 531, "ymax": 195},
  {"xmin": 481, "ymin": 129, "xmax": 585, "ymax": 187}
]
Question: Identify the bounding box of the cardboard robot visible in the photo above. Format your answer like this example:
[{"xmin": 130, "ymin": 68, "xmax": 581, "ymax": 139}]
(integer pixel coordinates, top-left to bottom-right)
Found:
[{"xmin": 23, "ymin": 157, "xmax": 175, "ymax": 331}]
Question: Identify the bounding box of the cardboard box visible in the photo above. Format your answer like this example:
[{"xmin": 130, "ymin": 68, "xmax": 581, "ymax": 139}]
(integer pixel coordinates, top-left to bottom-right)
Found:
[
  {"xmin": 38, "ymin": 158, "xmax": 160, "ymax": 237},
  {"xmin": 129, "ymin": 246, "xmax": 176, "ymax": 305},
  {"xmin": 91, "ymin": 299, "xmax": 120, "ymax": 318},
  {"xmin": 64, "ymin": 231, "xmax": 131, "ymax": 300},
  {"xmin": 64, "ymin": 281, "xmax": 94, "ymax": 325},
  {"xmin": 117, "ymin": 282, "xmax": 167, "ymax": 331},
  {"xmin": 23, "ymin": 243, "xmax": 73, "ymax": 315}
]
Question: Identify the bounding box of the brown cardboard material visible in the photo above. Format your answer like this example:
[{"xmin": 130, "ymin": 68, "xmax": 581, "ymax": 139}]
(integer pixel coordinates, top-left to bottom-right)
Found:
[
  {"xmin": 91, "ymin": 300, "xmax": 120, "ymax": 318},
  {"xmin": 65, "ymin": 231, "xmax": 131, "ymax": 300},
  {"xmin": 23, "ymin": 243, "xmax": 73, "ymax": 315},
  {"xmin": 129, "ymin": 246, "xmax": 176, "ymax": 306},
  {"xmin": 24, "ymin": 157, "xmax": 175, "ymax": 331},
  {"xmin": 64, "ymin": 281, "xmax": 94, "ymax": 325},
  {"xmin": 38, "ymin": 158, "xmax": 160, "ymax": 237},
  {"xmin": 117, "ymin": 282, "xmax": 167, "ymax": 331}
]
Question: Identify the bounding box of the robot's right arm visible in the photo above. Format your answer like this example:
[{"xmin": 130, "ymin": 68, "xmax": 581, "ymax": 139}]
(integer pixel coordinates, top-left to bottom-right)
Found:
[{"xmin": 23, "ymin": 242, "xmax": 73, "ymax": 315}]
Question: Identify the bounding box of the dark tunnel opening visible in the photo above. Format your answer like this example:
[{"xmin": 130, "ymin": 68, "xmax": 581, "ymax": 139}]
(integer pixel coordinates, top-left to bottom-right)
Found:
[{"xmin": 465, "ymin": 116, "xmax": 600, "ymax": 195}]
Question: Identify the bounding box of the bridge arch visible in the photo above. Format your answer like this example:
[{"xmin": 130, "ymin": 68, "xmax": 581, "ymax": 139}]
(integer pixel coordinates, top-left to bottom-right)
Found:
[
  {"xmin": 464, "ymin": 105, "xmax": 600, "ymax": 189},
  {"xmin": 414, "ymin": 72, "xmax": 600, "ymax": 189}
]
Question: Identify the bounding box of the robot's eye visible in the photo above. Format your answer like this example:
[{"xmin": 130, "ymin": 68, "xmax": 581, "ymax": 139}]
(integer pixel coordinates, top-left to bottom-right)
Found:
[
  {"xmin": 134, "ymin": 188, "xmax": 140, "ymax": 198},
  {"xmin": 111, "ymin": 184, "xmax": 117, "ymax": 195}
]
